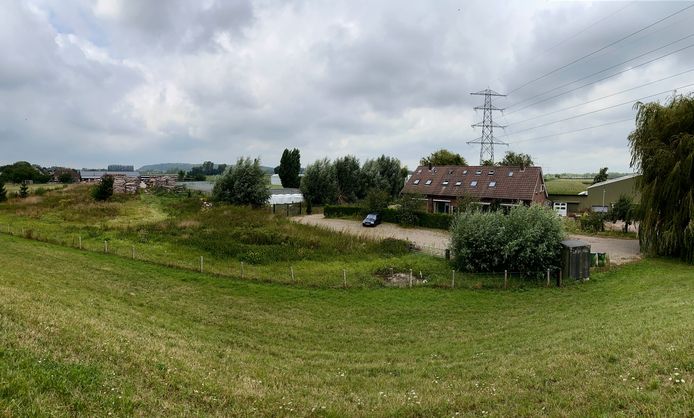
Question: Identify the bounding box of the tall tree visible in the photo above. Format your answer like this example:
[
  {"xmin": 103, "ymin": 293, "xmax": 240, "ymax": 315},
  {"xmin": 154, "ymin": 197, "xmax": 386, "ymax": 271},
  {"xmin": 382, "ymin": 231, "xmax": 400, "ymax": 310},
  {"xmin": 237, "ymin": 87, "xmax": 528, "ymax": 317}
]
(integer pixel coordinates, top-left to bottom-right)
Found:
[
  {"xmin": 420, "ymin": 149, "xmax": 467, "ymax": 167},
  {"xmin": 499, "ymin": 151, "xmax": 534, "ymax": 168},
  {"xmin": 212, "ymin": 157, "xmax": 270, "ymax": 208},
  {"xmin": 201, "ymin": 161, "xmax": 215, "ymax": 175},
  {"xmin": 628, "ymin": 95, "xmax": 694, "ymax": 263},
  {"xmin": 607, "ymin": 195, "xmax": 637, "ymax": 233},
  {"xmin": 334, "ymin": 155, "xmax": 361, "ymax": 203},
  {"xmin": 360, "ymin": 155, "xmax": 407, "ymax": 199},
  {"xmin": 593, "ymin": 167, "xmax": 608, "ymax": 184},
  {"xmin": 92, "ymin": 175, "xmax": 114, "ymax": 201},
  {"xmin": 300, "ymin": 158, "xmax": 338, "ymax": 205},
  {"xmin": 278, "ymin": 148, "xmax": 301, "ymax": 188}
]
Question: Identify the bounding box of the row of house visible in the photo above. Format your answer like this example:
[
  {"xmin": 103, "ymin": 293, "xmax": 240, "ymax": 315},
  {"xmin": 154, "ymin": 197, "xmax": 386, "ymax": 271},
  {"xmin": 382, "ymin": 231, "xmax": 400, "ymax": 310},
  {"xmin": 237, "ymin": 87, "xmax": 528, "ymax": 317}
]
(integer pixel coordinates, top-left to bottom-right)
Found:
[{"xmin": 401, "ymin": 164, "xmax": 640, "ymax": 216}]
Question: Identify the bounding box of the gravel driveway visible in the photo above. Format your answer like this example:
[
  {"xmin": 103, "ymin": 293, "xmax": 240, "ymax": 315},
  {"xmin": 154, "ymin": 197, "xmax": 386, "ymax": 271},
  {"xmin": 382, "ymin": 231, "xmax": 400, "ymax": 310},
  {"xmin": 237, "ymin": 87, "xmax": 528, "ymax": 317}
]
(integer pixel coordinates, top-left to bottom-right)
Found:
[{"xmin": 294, "ymin": 214, "xmax": 641, "ymax": 264}]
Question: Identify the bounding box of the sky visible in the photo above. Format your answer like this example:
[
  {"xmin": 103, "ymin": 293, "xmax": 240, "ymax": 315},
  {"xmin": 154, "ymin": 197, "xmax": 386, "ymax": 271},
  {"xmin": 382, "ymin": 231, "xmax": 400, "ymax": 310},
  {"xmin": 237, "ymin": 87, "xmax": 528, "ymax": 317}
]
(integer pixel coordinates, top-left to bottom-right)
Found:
[{"xmin": 1, "ymin": 0, "xmax": 693, "ymax": 173}]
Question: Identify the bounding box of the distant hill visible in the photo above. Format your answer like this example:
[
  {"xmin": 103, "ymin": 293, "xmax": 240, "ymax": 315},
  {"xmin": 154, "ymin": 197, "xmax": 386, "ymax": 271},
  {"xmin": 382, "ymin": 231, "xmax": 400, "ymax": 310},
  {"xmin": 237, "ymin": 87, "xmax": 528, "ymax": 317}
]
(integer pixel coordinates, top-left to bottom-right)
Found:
[{"xmin": 138, "ymin": 163, "xmax": 276, "ymax": 174}]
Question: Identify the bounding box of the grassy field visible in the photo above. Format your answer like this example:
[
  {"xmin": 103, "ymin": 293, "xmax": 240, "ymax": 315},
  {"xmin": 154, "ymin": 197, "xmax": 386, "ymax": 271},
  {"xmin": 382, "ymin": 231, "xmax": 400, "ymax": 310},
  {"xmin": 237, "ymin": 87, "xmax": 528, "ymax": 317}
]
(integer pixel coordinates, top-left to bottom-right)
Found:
[
  {"xmin": 0, "ymin": 186, "xmax": 457, "ymax": 288},
  {"xmin": 1, "ymin": 234, "xmax": 692, "ymax": 416},
  {"xmin": 545, "ymin": 178, "xmax": 592, "ymax": 195},
  {"xmin": 2, "ymin": 183, "xmax": 66, "ymax": 195}
]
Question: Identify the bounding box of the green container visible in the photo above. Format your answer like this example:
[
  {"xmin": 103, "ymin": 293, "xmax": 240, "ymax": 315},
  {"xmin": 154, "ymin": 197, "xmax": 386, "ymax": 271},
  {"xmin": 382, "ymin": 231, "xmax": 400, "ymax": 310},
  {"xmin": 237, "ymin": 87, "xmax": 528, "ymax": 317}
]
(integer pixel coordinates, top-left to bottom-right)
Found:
[
  {"xmin": 590, "ymin": 253, "xmax": 598, "ymax": 267},
  {"xmin": 597, "ymin": 253, "xmax": 607, "ymax": 267}
]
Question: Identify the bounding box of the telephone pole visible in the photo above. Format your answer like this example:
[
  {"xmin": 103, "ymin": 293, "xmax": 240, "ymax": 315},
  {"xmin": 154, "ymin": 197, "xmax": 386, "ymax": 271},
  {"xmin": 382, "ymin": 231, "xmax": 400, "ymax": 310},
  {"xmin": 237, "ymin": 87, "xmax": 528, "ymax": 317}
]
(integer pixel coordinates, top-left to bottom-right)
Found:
[{"xmin": 467, "ymin": 88, "xmax": 507, "ymax": 164}]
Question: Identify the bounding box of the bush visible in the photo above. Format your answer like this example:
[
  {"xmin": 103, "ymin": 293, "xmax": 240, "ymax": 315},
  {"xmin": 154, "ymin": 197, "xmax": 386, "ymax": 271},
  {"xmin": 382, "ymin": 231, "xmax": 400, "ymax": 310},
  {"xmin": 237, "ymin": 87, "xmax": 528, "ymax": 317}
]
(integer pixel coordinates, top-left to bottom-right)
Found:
[
  {"xmin": 397, "ymin": 194, "xmax": 422, "ymax": 227},
  {"xmin": 579, "ymin": 211, "xmax": 605, "ymax": 233},
  {"xmin": 212, "ymin": 157, "xmax": 270, "ymax": 207},
  {"xmin": 301, "ymin": 158, "xmax": 338, "ymax": 205},
  {"xmin": 419, "ymin": 212, "xmax": 451, "ymax": 229},
  {"xmin": 364, "ymin": 189, "xmax": 389, "ymax": 214},
  {"xmin": 0, "ymin": 182, "xmax": 6, "ymax": 202},
  {"xmin": 324, "ymin": 204, "xmax": 452, "ymax": 230},
  {"xmin": 451, "ymin": 205, "xmax": 564, "ymax": 275},
  {"xmin": 323, "ymin": 205, "xmax": 362, "ymax": 218},
  {"xmin": 19, "ymin": 183, "xmax": 29, "ymax": 198},
  {"xmin": 91, "ymin": 175, "xmax": 114, "ymax": 201}
]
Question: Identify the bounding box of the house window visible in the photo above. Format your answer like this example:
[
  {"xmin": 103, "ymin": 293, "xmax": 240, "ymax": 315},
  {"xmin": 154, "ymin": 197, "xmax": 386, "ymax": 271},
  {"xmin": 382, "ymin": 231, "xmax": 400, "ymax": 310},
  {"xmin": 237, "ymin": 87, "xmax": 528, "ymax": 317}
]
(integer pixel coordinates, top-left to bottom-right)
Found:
[
  {"xmin": 442, "ymin": 180, "xmax": 449, "ymax": 185},
  {"xmin": 413, "ymin": 179, "xmax": 420, "ymax": 185},
  {"xmin": 425, "ymin": 179, "xmax": 432, "ymax": 185},
  {"xmin": 417, "ymin": 169, "xmax": 422, "ymax": 174},
  {"xmin": 448, "ymin": 169, "xmax": 454, "ymax": 175},
  {"xmin": 455, "ymin": 181, "xmax": 462, "ymax": 186},
  {"xmin": 463, "ymin": 170, "xmax": 468, "ymax": 175},
  {"xmin": 475, "ymin": 170, "xmax": 482, "ymax": 175},
  {"xmin": 508, "ymin": 172, "xmax": 514, "ymax": 177},
  {"xmin": 470, "ymin": 181, "xmax": 478, "ymax": 187},
  {"xmin": 490, "ymin": 181, "xmax": 496, "ymax": 187},
  {"xmin": 488, "ymin": 170, "xmax": 495, "ymax": 175}
]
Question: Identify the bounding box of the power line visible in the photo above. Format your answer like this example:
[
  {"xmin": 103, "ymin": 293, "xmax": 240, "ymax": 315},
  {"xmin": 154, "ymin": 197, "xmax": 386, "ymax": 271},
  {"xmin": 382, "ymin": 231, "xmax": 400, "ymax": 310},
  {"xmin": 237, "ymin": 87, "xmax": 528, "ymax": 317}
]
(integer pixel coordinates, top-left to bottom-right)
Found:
[
  {"xmin": 541, "ymin": 2, "xmax": 636, "ymax": 55},
  {"xmin": 507, "ymin": 32, "xmax": 694, "ymax": 111},
  {"xmin": 506, "ymin": 84, "xmax": 694, "ymax": 136},
  {"xmin": 512, "ymin": 118, "xmax": 634, "ymax": 145},
  {"xmin": 507, "ymin": 68, "xmax": 694, "ymax": 126},
  {"xmin": 505, "ymin": 41, "xmax": 694, "ymax": 116},
  {"xmin": 508, "ymin": 2, "xmax": 694, "ymax": 94}
]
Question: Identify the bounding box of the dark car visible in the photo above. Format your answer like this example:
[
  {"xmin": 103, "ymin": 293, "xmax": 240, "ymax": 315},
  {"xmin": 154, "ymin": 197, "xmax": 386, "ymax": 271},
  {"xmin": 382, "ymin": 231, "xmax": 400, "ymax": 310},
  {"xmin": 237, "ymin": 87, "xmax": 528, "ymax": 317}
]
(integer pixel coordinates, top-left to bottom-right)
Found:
[{"xmin": 362, "ymin": 213, "xmax": 381, "ymax": 227}]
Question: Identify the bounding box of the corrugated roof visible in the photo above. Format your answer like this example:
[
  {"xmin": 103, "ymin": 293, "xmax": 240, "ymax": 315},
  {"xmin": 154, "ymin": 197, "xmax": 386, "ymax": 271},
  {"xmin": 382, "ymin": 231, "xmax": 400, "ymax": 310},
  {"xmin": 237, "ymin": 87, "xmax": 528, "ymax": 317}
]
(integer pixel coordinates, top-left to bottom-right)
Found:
[
  {"xmin": 80, "ymin": 170, "xmax": 140, "ymax": 179},
  {"xmin": 586, "ymin": 173, "xmax": 640, "ymax": 189},
  {"xmin": 402, "ymin": 165, "xmax": 544, "ymax": 201}
]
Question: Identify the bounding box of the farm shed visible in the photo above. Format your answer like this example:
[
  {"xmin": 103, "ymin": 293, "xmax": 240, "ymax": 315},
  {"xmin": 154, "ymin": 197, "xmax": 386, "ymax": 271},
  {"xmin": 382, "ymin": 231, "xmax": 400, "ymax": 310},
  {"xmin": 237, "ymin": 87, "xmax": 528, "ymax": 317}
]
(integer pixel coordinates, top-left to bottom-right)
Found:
[
  {"xmin": 401, "ymin": 165, "xmax": 548, "ymax": 214},
  {"xmin": 585, "ymin": 174, "xmax": 641, "ymax": 212},
  {"xmin": 79, "ymin": 170, "xmax": 141, "ymax": 182}
]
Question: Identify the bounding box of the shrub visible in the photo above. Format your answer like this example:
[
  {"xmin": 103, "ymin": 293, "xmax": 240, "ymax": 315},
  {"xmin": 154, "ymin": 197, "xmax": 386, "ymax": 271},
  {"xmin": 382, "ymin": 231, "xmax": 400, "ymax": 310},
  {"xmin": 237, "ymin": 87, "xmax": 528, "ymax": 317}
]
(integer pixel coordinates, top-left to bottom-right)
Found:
[
  {"xmin": 92, "ymin": 175, "xmax": 114, "ymax": 201},
  {"xmin": 324, "ymin": 205, "xmax": 362, "ymax": 218},
  {"xmin": 212, "ymin": 157, "xmax": 270, "ymax": 208},
  {"xmin": 19, "ymin": 183, "xmax": 29, "ymax": 198},
  {"xmin": 301, "ymin": 158, "xmax": 338, "ymax": 205},
  {"xmin": 451, "ymin": 205, "xmax": 564, "ymax": 275},
  {"xmin": 0, "ymin": 182, "xmax": 6, "ymax": 202},
  {"xmin": 364, "ymin": 189, "xmax": 389, "ymax": 214},
  {"xmin": 397, "ymin": 194, "xmax": 422, "ymax": 227},
  {"xmin": 419, "ymin": 212, "xmax": 451, "ymax": 229},
  {"xmin": 579, "ymin": 211, "xmax": 605, "ymax": 233}
]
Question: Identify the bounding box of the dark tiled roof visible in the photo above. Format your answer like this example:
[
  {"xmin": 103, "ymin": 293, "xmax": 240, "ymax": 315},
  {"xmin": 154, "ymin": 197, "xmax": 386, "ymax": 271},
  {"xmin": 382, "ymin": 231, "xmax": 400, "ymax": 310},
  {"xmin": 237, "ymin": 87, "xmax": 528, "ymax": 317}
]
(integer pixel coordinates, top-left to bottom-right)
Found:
[{"xmin": 402, "ymin": 165, "xmax": 545, "ymax": 201}]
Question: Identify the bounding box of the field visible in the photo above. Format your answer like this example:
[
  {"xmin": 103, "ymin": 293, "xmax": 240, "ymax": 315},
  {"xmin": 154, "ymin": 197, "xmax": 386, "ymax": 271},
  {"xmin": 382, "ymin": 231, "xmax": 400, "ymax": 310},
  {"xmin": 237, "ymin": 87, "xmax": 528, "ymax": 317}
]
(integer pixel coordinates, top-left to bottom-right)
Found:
[
  {"xmin": 0, "ymin": 186, "xmax": 457, "ymax": 288},
  {"xmin": 544, "ymin": 178, "xmax": 592, "ymax": 195},
  {"xmin": 1, "ymin": 234, "xmax": 692, "ymax": 416}
]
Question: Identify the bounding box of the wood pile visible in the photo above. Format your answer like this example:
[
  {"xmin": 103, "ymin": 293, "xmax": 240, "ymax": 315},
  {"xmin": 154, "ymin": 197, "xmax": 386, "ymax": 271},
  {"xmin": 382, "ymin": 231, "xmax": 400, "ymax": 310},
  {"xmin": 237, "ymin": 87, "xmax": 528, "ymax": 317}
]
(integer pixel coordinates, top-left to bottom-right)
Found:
[
  {"xmin": 146, "ymin": 175, "xmax": 177, "ymax": 190},
  {"xmin": 112, "ymin": 175, "xmax": 140, "ymax": 194}
]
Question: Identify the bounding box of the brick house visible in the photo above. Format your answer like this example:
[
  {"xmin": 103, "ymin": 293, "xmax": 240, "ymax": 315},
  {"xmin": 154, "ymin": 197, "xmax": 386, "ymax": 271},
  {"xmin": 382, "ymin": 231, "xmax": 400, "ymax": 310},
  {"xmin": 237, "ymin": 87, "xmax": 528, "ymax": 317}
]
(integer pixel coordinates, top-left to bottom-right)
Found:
[{"xmin": 401, "ymin": 165, "xmax": 548, "ymax": 213}]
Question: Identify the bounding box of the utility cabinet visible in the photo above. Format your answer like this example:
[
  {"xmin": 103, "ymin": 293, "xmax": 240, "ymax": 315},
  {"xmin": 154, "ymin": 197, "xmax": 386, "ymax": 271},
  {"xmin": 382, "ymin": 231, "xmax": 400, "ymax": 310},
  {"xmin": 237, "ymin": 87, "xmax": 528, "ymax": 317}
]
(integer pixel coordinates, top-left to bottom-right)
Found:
[{"xmin": 561, "ymin": 240, "xmax": 591, "ymax": 280}]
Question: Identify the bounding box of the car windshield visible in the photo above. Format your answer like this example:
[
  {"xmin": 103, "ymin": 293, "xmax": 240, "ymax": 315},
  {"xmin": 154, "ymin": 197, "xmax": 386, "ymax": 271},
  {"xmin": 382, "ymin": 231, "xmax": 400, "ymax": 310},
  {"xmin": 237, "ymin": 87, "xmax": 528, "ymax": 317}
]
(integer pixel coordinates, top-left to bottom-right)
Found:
[{"xmin": 366, "ymin": 214, "xmax": 377, "ymax": 219}]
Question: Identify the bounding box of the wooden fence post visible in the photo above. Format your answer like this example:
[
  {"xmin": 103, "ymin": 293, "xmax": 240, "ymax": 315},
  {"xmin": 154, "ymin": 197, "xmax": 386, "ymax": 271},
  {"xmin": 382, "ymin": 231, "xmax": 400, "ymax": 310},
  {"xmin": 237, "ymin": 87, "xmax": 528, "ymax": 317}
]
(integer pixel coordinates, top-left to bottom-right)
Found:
[
  {"xmin": 78, "ymin": 235, "xmax": 82, "ymax": 250},
  {"xmin": 104, "ymin": 240, "xmax": 108, "ymax": 253},
  {"xmin": 504, "ymin": 270, "xmax": 508, "ymax": 289},
  {"xmin": 200, "ymin": 256, "xmax": 204, "ymax": 273},
  {"xmin": 452, "ymin": 270, "xmax": 455, "ymax": 289},
  {"xmin": 241, "ymin": 262, "xmax": 245, "ymax": 278},
  {"xmin": 546, "ymin": 268, "xmax": 550, "ymax": 287},
  {"xmin": 132, "ymin": 245, "xmax": 135, "ymax": 259},
  {"xmin": 290, "ymin": 266, "xmax": 295, "ymax": 283},
  {"xmin": 409, "ymin": 269, "xmax": 413, "ymax": 288},
  {"xmin": 343, "ymin": 269, "xmax": 347, "ymax": 288}
]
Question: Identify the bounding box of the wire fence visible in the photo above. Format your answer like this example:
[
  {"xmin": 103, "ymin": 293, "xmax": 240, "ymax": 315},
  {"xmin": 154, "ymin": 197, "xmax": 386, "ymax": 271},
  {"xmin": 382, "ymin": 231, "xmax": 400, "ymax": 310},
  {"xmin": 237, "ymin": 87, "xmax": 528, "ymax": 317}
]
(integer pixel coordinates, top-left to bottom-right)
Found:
[{"xmin": 0, "ymin": 222, "xmax": 573, "ymax": 290}]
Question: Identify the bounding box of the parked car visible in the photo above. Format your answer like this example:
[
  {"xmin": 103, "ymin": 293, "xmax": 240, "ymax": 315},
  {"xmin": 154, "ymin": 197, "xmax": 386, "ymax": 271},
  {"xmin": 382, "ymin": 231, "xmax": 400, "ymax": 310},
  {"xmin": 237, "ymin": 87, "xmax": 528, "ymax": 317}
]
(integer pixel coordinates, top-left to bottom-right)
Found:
[{"xmin": 362, "ymin": 213, "xmax": 381, "ymax": 227}]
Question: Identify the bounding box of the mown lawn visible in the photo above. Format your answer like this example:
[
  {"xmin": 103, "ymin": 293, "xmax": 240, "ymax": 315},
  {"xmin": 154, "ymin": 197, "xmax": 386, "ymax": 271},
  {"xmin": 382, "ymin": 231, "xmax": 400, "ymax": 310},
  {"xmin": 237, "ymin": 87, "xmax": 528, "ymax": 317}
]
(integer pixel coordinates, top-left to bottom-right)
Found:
[
  {"xmin": 545, "ymin": 178, "xmax": 591, "ymax": 195},
  {"xmin": 1, "ymin": 234, "xmax": 692, "ymax": 417}
]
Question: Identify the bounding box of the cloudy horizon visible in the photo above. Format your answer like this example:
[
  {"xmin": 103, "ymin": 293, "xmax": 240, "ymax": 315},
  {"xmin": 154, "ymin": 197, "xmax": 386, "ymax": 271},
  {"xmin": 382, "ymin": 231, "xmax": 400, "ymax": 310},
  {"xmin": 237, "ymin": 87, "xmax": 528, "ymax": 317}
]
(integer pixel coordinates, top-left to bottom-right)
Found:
[{"xmin": 2, "ymin": 0, "xmax": 693, "ymax": 173}]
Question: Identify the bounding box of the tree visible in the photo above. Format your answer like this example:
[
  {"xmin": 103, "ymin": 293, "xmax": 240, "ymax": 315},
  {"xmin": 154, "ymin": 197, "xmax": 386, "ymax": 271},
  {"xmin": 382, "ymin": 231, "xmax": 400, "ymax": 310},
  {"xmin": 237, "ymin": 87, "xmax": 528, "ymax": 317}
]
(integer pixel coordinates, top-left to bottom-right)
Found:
[
  {"xmin": 300, "ymin": 158, "xmax": 338, "ymax": 205},
  {"xmin": 607, "ymin": 195, "xmax": 637, "ymax": 233},
  {"xmin": 212, "ymin": 157, "xmax": 270, "ymax": 208},
  {"xmin": 499, "ymin": 151, "xmax": 534, "ymax": 168},
  {"xmin": 420, "ymin": 149, "xmax": 467, "ymax": 167},
  {"xmin": 0, "ymin": 182, "xmax": 7, "ymax": 202},
  {"xmin": 334, "ymin": 155, "xmax": 361, "ymax": 203},
  {"xmin": 480, "ymin": 159, "xmax": 495, "ymax": 166},
  {"xmin": 91, "ymin": 175, "xmax": 114, "ymax": 201},
  {"xmin": 359, "ymin": 155, "xmax": 407, "ymax": 199},
  {"xmin": 364, "ymin": 188, "xmax": 389, "ymax": 214},
  {"xmin": 628, "ymin": 94, "xmax": 694, "ymax": 263},
  {"xmin": 593, "ymin": 167, "xmax": 608, "ymax": 184},
  {"xmin": 201, "ymin": 161, "xmax": 215, "ymax": 176},
  {"xmin": 278, "ymin": 148, "xmax": 301, "ymax": 188},
  {"xmin": 177, "ymin": 170, "xmax": 185, "ymax": 181},
  {"xmin": 397, "ymin": 193, "xmax": 423, "ymax": 227}
]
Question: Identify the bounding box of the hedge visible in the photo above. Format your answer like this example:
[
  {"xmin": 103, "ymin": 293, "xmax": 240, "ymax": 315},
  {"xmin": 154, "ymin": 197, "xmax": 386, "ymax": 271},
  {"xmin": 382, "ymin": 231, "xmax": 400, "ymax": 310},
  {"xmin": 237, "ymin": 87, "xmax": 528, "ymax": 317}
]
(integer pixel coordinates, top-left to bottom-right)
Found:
[{"xmin": 323, "ymin": 205, "xmax": 452, "ymax": 230}]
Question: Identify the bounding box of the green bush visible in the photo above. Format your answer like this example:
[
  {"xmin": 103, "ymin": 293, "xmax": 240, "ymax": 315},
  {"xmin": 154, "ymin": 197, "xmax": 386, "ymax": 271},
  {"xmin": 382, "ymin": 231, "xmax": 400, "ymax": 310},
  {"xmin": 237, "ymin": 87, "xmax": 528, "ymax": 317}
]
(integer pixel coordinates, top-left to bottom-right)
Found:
[
  {"xmin": 451, "ymin": 205, "xmax": 564, "ymax": 275},
  {"xmin": 324, "ymin": 205, "xmax": 362, "ymax": 218},
  {"xmin": 212, "ymin": 157, "xmax": 270, "ymax": 207},
  {"xmin": 419, "ymin": 212, "xmax": 451, "ymax": 229},
  {"xmin": 579, "ymin": 211, "xmax": 605, "ymax": 233},
  {"xmin": 91, "ymin": 175, "xmax": 114, "ymax": 201},
  {"xmin": 323, "ymin": 204, "xmax": 452, "ymax": 230}
]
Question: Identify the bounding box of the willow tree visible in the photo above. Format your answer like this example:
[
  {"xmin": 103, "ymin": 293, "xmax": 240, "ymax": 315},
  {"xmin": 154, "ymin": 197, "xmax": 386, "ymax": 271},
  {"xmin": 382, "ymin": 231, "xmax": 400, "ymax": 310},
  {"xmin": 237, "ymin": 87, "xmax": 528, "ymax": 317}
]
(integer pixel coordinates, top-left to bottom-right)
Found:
[{"xmin": 628, "ymin": 95, "xmax": 694, "ymax": 263}]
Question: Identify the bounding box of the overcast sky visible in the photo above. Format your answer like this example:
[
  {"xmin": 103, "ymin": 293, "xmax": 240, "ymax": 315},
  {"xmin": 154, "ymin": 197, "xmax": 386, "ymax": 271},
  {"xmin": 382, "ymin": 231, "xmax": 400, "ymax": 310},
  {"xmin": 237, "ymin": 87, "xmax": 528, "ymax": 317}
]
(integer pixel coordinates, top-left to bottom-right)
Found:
[{"xmin": 1, "ymin": 0, "xmax": 693, "ymax": 173}]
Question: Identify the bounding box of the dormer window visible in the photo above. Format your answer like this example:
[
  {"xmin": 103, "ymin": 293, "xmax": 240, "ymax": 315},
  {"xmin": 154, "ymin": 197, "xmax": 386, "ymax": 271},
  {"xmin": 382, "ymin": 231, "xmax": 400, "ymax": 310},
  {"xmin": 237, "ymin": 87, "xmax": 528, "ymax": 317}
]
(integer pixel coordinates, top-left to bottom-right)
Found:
[
  {"xmin": 508, "ymin": 172, "xmax": 514, "ymax": 177},
  {"xmin": 448, "ymin": 169, "xmax": 454, "ymax": 175},
  {"xmin": 490, "ymin": 181, "xmax": 497, "ymax": 187},
  {"xmin": 425, "ymin": 179, "xmax": 432, "ymax": 185},
  {"xmin": 417, "ymin": 169, "xmax": 422, "ymax": 174},
  {"xmin": 470, "ymin": 181, "xmax": 478, "ymax": 187},
  {"xmin": 413, "ymin": 179, "xmax": 420, "ymax": 185},
  {"xmin": 463, "ymin": 170, "xmax": 468, "ymax": 175},
  {"xmin": 455, "ymin": 181, "xmax": 462, "ymax": 186},
  {"xmin": 488, "ymin": 170, "xmax": 495, "ymax": 175},
  {"xmin": 442, "ymin": 180, "xmax": 449, "ymax": 186},
  {"xmin": 475, "ymin": 170, "xmax": 482, "ymax": 175}
]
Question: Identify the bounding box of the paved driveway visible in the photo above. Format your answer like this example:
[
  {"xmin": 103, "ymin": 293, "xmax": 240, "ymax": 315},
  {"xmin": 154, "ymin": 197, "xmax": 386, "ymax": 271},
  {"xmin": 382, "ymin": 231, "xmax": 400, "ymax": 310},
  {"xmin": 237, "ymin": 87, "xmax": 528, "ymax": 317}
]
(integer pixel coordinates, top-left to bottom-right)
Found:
[{"xmin": 293, "ymin": 214, "xmax": 641, "ymax": 264}]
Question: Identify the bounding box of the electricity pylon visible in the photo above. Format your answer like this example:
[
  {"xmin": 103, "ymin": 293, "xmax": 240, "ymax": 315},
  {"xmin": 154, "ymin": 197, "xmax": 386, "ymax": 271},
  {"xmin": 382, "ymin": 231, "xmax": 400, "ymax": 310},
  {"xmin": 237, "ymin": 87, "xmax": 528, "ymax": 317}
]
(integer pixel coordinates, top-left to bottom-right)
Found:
[{"xmin": 467, "ymin": 88, "xmax": 507, "ymax": 164}]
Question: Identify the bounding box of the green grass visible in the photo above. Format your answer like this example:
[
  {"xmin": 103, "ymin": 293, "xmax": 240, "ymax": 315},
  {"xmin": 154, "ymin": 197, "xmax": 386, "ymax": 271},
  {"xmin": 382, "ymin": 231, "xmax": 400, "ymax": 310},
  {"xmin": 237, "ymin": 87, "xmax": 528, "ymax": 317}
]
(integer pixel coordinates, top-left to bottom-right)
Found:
[
  {"xmin": 1, "ymin": 234, "xmax": 692, "ymax": 416},
  {"xmin": 545, "ymin": 178, "xmax": 591, "ymax": 195},
  {"xmin": 0, "ymin": 186, "xmax": 454, "ymax": 288}
]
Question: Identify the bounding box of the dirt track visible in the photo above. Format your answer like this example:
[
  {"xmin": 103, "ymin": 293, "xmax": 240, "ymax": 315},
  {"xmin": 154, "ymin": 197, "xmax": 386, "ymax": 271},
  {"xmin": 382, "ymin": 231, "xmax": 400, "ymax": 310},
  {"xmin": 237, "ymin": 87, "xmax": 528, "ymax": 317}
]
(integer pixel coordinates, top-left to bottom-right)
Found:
[{"xmin": 294, "ymin": 214, "xmax": 641, "ymax": 264}]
